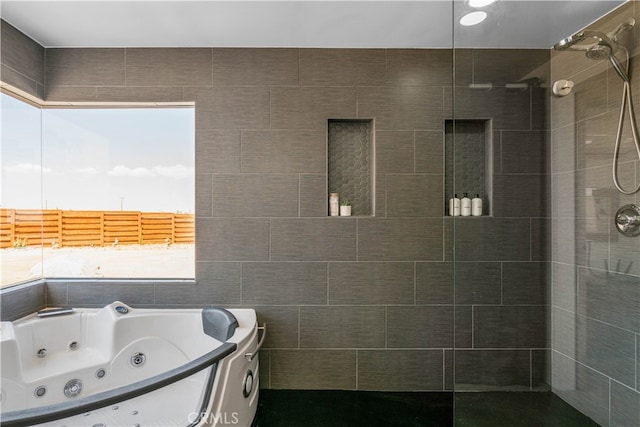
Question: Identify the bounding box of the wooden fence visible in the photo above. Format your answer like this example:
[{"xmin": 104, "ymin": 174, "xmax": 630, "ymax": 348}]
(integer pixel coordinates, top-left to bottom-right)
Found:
[{"xmin": 0, "ymin": 209, "xmax": 194, "ymax": 248}]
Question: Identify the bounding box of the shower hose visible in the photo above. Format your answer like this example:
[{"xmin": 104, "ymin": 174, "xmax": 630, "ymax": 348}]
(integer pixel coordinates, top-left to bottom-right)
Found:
[{"xmin": 611, "ymin": 47, "xmax": 640, "ymax": 194}]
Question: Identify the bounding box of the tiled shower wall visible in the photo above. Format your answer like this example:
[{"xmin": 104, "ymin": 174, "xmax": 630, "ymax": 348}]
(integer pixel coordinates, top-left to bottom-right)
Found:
[
  {"xmin": 1, "ymin": 19, "xmax": 551, "ymax": 392},
  {"xmin": 550, "ymin": 2, "xmax": 640, "ymax": 426}
]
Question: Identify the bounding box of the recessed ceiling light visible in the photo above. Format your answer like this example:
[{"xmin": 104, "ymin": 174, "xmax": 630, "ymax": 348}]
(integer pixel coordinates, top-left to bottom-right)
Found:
[
  {"xmin": 460, "ymin": 11, "xmax": 488, "ymax": 26},
  {"xmin": 469, "ymin": 0, "xmax": 497, "ymax": 7}
]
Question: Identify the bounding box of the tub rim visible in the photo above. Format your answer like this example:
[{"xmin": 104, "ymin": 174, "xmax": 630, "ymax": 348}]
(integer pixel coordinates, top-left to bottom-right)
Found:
[{"xmin": 0, "ymin": 338, "xmax": 237, "ymax": 427}]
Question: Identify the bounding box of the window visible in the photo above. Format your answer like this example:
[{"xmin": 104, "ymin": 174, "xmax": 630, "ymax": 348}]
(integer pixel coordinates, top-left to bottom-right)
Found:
[{"xmin": 1, "ymin": 92, "xmax": 195, "ymax": 287}]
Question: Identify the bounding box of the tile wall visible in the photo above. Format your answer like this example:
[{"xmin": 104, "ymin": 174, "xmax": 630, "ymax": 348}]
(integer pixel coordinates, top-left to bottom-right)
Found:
[
  {"xmin": 1, "ymin": 19, "xmax": 551, "ymax": 392},
  {"xmin": 550, "ymin": 2, "xmax": 640, "ymax": 425}
]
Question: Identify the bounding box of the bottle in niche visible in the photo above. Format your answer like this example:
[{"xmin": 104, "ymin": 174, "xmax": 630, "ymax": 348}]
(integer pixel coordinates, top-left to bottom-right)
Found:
[
  {"xmin": 461, "ymin": 193, "xmax": 471, "ymax": 216},
  {"xmin": 449, "ymin": 194, "xmax": 460, "ymax": 216},
  {"xmin": 329, "ymin": 193, "xmax": 339, "ymax": 217},
  {"xmin": 472, "ymin": 194, "xmax": 483, "ymax": 216}
]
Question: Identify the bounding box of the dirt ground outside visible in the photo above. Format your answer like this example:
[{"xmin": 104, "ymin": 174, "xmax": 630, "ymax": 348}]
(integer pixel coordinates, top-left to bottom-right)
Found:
[{"xmin": 1, "ymin": 244, "xmax": 195, "ymax": 287}]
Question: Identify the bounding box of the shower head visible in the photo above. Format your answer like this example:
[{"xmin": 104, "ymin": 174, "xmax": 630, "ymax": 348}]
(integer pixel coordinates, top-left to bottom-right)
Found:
[
  {"xmin": 608, "ymin": 18, "xmax": 636, "ymax": 42},
  {"xmin": 553, "ymin": 30, "xmax": 617, "ymax": 55},
  {"xmin": 585, "ymin": 41, "xmax": 614, "ymax": 60},
  {"xmin": 554, "ymin": 28, "xmax": 630, "ymax": 82}
]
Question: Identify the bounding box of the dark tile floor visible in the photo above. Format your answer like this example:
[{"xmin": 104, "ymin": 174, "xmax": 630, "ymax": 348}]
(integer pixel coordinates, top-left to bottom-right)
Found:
[{"xmin": 253, "ymin": 390, "xmax": 600, "ymax": 427}]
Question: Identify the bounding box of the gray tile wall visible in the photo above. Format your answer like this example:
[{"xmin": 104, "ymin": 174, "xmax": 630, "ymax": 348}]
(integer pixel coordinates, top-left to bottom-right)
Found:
[
  {"xmin": 551, "ymin": 2, "xmax": 640, "ymax": 426},
  {"xmin": 0, "ymin": 20, "xmax": 45, "ymax": 99},
  {"xmin": 1, "ymin": 26, "xmax": 551, "ymax": 393}
]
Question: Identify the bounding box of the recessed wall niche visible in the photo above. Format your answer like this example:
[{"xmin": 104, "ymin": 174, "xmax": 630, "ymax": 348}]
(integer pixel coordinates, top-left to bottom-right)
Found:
[
  {"xmin": 328, "ymin": 119, "xmax": 374, "ymax": 216},
  {"xmin": 444, "ymin": 119, "xmax": 493, "ymax": 216}
]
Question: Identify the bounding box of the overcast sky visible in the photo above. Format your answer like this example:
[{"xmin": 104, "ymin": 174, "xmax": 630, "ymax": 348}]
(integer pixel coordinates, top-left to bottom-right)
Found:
[{"xmin": 1, "ymin": 94, "xmax": 194, "ymax": 213}]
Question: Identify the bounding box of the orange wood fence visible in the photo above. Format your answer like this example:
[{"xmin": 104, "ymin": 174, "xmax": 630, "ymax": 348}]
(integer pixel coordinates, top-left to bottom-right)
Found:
[{"xmin": 0, "ymin": 209, "xmax": 194, "ymax": 248}]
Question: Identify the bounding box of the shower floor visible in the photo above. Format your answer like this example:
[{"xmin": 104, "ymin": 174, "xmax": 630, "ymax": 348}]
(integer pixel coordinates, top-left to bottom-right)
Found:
[{"xmin": 253, "ymin": 390, "xmax": 600, "ymax": 426}]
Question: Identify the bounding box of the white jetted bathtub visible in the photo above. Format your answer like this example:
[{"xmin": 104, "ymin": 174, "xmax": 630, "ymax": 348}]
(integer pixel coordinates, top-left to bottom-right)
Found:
[{"xmin": 0, "ymin": 301, "xmax": 264, "ymax": 427}]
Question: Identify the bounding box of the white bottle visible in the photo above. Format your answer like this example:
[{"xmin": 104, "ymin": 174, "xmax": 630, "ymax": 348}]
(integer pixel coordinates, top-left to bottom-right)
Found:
[
  {"xmin": 449, "ymin": 194, "xmax": 460, "ymax": 216},
  {"xmin": 472, "ymin": 194, "xmax": 483, "ymax": 216},
  {"xmin": 461, "ymin": 193, "xmax": 471, "ymax": 216},
  {"xmin": 329, "ymin": 193, "xmax": 339, "ymax": 217}
]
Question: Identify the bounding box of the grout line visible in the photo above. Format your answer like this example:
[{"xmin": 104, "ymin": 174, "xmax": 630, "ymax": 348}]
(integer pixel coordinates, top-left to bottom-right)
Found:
[
  {"xmin": 442, "ymin": 349, "xmax": 446, "ymax": 391},
  {"xmin": 355, "ymin": 350, "xmax": 359, "ymax": 391},
  {"xmin": 529, "ymin": 349, "xmax": 533, "ymax": 390}
]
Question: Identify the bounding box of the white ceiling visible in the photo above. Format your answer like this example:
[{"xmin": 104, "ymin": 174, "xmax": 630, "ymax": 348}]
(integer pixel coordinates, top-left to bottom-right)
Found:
[{"xmin": 0, "ymin": 1, "xmax": 627, "ymax": 49}]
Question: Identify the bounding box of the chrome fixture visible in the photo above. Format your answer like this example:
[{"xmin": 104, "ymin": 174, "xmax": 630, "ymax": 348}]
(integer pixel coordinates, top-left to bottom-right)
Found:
[
  {"xmin": 615, "ymin": 204, "xmax": 640, "ymax": 237},
  {"xmin": 554, "ymin": 18, "xmax": 640, "ymax": 194}
]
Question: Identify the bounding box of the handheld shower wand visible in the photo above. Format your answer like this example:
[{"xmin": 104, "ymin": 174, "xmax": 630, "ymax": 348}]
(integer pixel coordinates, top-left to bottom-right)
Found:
[{"xmin": 554, "ymin": 19, "xmax": 640, "ymax": 194}]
